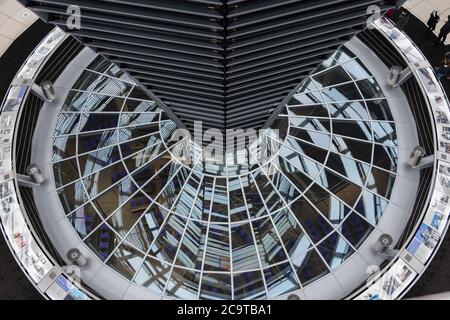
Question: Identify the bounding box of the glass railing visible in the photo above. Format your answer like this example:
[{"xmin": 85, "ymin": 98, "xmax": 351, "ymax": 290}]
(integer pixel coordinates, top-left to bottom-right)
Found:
[
  {"xmin": 351, "ymin": 17, "xmax": 450, "ymax": 300},
  {"xmin": 0, "ymin": 28, "xmax": 95, "ymax": 300}
]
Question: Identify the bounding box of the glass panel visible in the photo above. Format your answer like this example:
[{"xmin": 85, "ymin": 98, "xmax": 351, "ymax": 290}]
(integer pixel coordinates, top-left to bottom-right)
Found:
[
  {"xmin": 372, "ymin": 121, "xmax": 398, "ymax": 146},
  {"xmin": 265, "ymin": 163, "xmax": 300, "ymax": 204},
  {"xmin": 290, "ymin": 117, "xmax": 331, "ymax": 134},
  {"xmin": 366, "ymin": 167, "xmax": 396, "ymax": 199},
  {"xmin": 78, "ymin": 129, "xmax": 118, "ymax": 154},
  {"xmin": 89, "ymin": 175, "xmax": 135, "ymax": 218},
  {"xmin": 122, "ymin": 139, "xmax": 163, "ymax": 173},
  {"xmin": 118, "ymin": 123, "xmax": 160, "ymax": 143},
  {"xmin": 63, "ymin": 92, "xmax": 126, "ymax": 112},
  {"xmin": 288, "ymin": 104, "xmax": 328, "ymax": 118},
  {"xmin": 200, "ymin": 273, "xmax": 232, "ymax": 300},
  {"xmin": 210, "ymin": 178, "xmax": 229, "ymax": 223},
  {"xmin": 54, "ymin": 113, "xmax": 80, "ymax": 136},
  {"xmin": 151, "ymin": 213, "xmax": 188, "ymax": 263},
  {"xmin": 373, "ymin": 144, "xmax": 398, "ymax": 172},
  {"xmin": 285, "ymin": 137, "xmax": 328, "ymax": 164},
  {"xmin": 356, "ymin": 78, "xmax": 384, "ymax": 99},
  {"xmin": 141, "ymin": 160, "xmax": 178, "ymax": 199},
  {"xmin": 190, "ymin": 176, "xmax": 214, "ymax": 221},
  {"xmin": 119, "ymin": 112, "xmax": 159, "ymax": 127},
  {"xmin": 231, "ymin": 222, "xmax": 259, "ymax": 271},
  {"xmin": 241, "ymin": 175, "xmax": 267, "ymax": 219},
  {"xmin": 305, "ymin": 184, "xmax": 350, "ymax": 226},
  {"xmin": 289, "ymin": 90, "xmax": 323, "ymax": 105},
  {"xmin": 328, "ymin": 101, "xmax": 369, "ymax": 120},
  {"xmin": 289, "ymin": 127, "xmax": 331, "ymax": 150},
  {"xmin": 86, "ymin": 56, "xmax": 111, "ymax": 73},
  {"xmin": 321, "ymin": 82, "xmax": 362, "ymax": 102},
  {"xmin": 354, "ymin": 190, "xmax": 388, "ymax": 225},
  {"xmin": 228, "ymin": 178, "xmax": 248, "ymax": 222},
  {"xmin": 316, "ymin": 168, "xmax": 362, "ymax": 208},
  {"xmin": 325, "ymin": 152, "xmax": 369, "ymax": 186},
  {"xmin": 203, "ymin": 223, "xmax": 231, "ymax": 272},
  {"xmin": 278, "ymin": 148, "xmax": 317, "ymax": 189},
  {"xmin": 57, "ymin": 180, "xmax": 88, "ymax": 214},
  {"xmin": 312, "ymin": 66, "xmax": 352, "ymax": 88},
  {"xmin": 84, "ymin": 223, "xmax": 121, "ymax": 261},
  {"xmin": 340, "ymin": 212, "xmax": 374, "ymax": 248},
  {"xmin": 264, "ymin": 263, "xmax": 299, "ymax": 298},
  {"xmin": 134, "ymin": 256, "xmax": 170, "ymax": 295},
  {"xmin": 123, "ymin": 99, "xmax": 157, "ymax": 113},
  {"xmin": 290, "ymin": 197, "xmax": 333, "ymax": 243},
  {"xmin": 124, "ymin": 204, "xmax": 168, "ymax": 252},
  {"xmin": 332, "ymin": 48, "xmax": 355, "ymax": 64},
  {"xmin": 234, "ymin": 271, "xmax": 267, "ymax": 300},
  {"xmin": 130, "ymin": 152, "xmax": 171, "ymax": 189},
  {"xmin": 252, "ymin": 171, "xmax": 284, "ymax": 213},
  {"xmin": 331, "ymin": 135, "xmax": 373, "ymax": 164},
  {"xmin": 331, "ymin": 120, "xmax": 372, "ymax": 141},
  {"xmin": 366, "ymin": 100, "xmax": 393, "ymax": 121},
  {"xmin": 342, "ymin": 58, "xmax": 372, "ymax": 80},
  {"xmin": 78, "ymin": 146, "xmax": 120, "ymax": 176},
  {"xmin": 106, "ymin": 192, "xmax": 152, "ymax": 237},
  {"xmin": 272, "ymin": 209, "xmax": 311, "ymax": 258},
  {"xmin": 107, "ymin": 242, "xmax": 144, "ymax": 280},
  {"xmin": 83, "ymin": 159, "xmax": 129, "ymax": 195},
  {"xmin": 316, "ymin": 232, "xmax": 354, "ymax": 269},
  {"xmin": 155, "ymin": 166, "xmax": 190, "ymax": 210},
  {"xmin": 175, "ymin": 219, "xmax": 208, "ymax": 270},
  {"xmin": 172, "ymin": 173, "xmax": 202, "ymax": 218},
  {"xmin": 165, "ymin": 267, "xmax": 201, "ymax": 299},
  {"xmin": 53, "ymin": 157, "xmax": 79, "ymax": 188},
  {"xmin": 251, "ymin": 217, "xmax": 288, "ymax": 267},
  {"xmin": 68, "ymin": 202, "xmax": 102, "ymax": 239},
  {"xmin": 293, "ymin": 249, "xmax": 329, "ymax": 286},
  {"xmin": 71, "ymin": 70, "xmax": 132, "ymax": 97},
  {"xmin": 53, "ymin": 136, "xmax": 77, "ymax": 161},
  {"xmin": 79, "ymin": 113, "xmax": 119, "ymax": 132}
]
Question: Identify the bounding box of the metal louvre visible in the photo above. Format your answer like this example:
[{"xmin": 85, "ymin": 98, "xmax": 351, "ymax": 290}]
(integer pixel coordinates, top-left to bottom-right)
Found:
[{"xmin": 19, "ymin": 0, "xmax": 393, "ymax": 133}]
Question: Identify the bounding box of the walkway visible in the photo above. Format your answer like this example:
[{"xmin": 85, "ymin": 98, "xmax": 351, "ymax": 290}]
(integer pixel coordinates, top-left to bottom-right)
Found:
[
  {"xmin": 0, "ymin": 0, "xmax": 49, "ymax": 301},
  {"xmin": 392, "ymin": 8, "xmax": 450, "ymax": 299}
]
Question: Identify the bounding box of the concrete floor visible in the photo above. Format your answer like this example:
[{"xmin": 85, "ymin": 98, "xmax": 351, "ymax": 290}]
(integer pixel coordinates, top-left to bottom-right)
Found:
[
  {"xmin": 404, "ymin": 0, "xmax": 450, "ymax": 46},
  {"xmin": 0, "ymin": 237, "xmax": 41, "ymax": 299},
  {"xmin": 0, "ymin": 0, "xmax": 37, "ymax": 56}
]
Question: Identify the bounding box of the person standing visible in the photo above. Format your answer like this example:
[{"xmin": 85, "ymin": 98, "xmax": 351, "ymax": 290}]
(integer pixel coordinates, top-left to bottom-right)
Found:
[
  {"xmin": 396, "ymin": 8, "xmax": 410, "ymax": 30},
  {"xmin": 435, "ymin": 16, "xmax": 450, "ymax": 45},
  {"xmin": 386, "ymin": 7, "xmax": 396, "ymax": 20},
  {"xmin": 434, "ymin": 66, "xmax": 450, "ymax": 81},
  {"xmin": 427, "ymin": 11, "xmax": 440, "ymax": 32},
  {"xmin": 443, "ymin": 51, "xmax": 450, "ymax": 66}
]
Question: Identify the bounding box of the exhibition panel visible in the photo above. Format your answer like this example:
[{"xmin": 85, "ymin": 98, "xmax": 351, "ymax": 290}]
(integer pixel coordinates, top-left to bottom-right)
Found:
[
  {"xmin": 0, "ymin": 28, "xmax": 94, "ymax": 300},
  {"xmin": 353, "ymin": 17, "xmax": 450, "ymax": 300}
]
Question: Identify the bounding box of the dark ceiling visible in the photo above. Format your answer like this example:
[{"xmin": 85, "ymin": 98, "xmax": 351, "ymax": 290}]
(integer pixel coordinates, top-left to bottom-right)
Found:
[{"xmin": 19, "ymin": 0, "xmax": 393, "ymax": 134}]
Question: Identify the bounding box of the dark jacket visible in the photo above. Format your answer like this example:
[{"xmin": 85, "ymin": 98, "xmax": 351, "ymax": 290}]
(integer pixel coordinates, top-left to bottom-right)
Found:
[
  {"xmin": 428, "ymin": 13, "xmax": 440, "ymax": 27},
  {"xmin": 442, "ymin": 21, "xmax": 450, "ymax": 34}
]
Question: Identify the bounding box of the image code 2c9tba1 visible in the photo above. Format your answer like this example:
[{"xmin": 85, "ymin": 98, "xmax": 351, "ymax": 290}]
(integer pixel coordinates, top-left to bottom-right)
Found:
[{"xmin": 177, "ymin": 304, "xmax": 272, "ymax": 318}]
